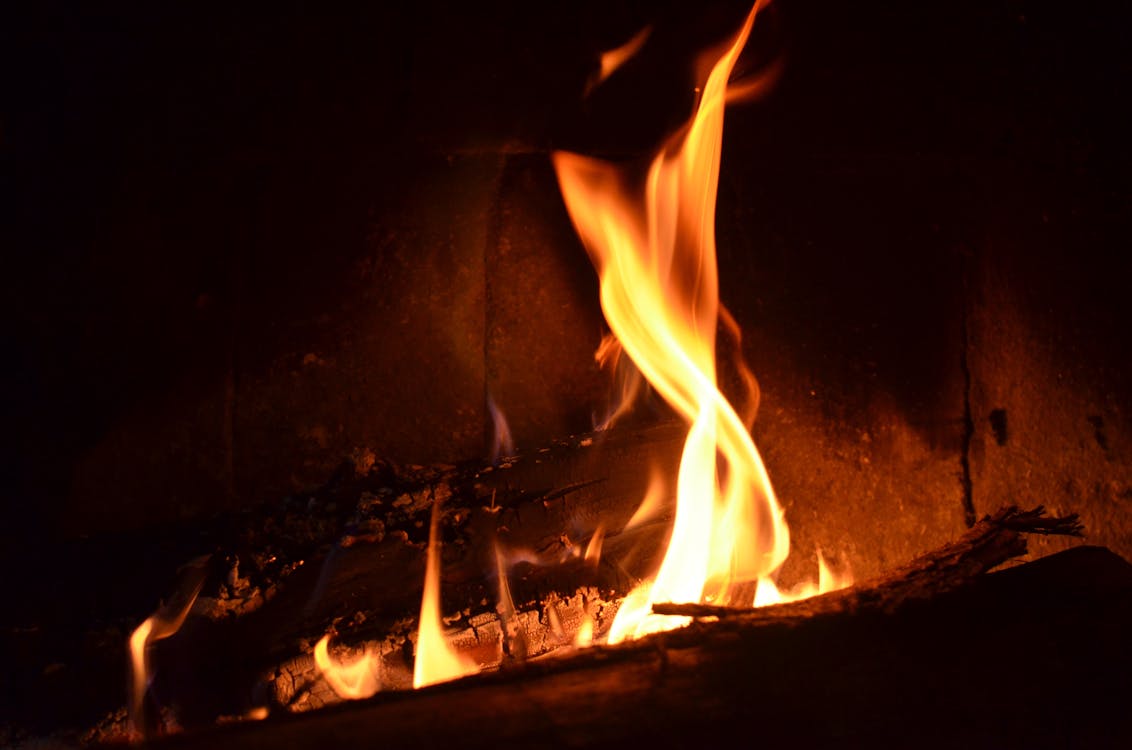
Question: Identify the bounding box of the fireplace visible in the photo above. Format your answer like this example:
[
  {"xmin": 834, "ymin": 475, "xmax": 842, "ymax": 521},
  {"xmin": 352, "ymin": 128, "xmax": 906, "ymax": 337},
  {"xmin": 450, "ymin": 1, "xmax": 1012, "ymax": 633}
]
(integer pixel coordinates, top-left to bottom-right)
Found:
[{"xmin": 3, "ymin": 0, "xmax": 1131, "ymax": 746}]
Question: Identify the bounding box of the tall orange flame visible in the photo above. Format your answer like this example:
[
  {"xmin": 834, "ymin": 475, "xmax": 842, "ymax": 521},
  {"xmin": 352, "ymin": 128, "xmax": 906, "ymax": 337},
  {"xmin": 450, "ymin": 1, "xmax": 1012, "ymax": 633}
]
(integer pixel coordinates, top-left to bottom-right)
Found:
[
  {"xmin": 554, "ymin": 0, "xmax": 793, "ymax": 644},
  {"xmin": 413, "ymin": 501, "xmax": 477, "ymax": 688}
]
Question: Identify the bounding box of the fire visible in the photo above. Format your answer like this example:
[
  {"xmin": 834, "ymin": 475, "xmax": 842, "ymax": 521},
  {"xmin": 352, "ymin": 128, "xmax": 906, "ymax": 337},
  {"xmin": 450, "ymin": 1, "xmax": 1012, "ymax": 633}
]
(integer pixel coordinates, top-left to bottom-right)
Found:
[
  {"xmin": 313, "ymin": 634, "xmax": 380, "ymax": 700},
  {"xmin": 413, "ymin": 501, "xmax": 478, "ymax": 688},
  {"xmin": 487, "ymin": 393, "xmax": 515, "ymax": 461},
  {"xmin": 554, "ymin": 0, "xmax": 847, "ymax": 644},
  {"xmin": 754, "ymin": 551, "xmax": 854, "ymax": 606},
  {"xmin": 127, "ymin": 556, "xmax": 208, "ymax": 738},
  {"xmin": 596, "ymin": 26, "xmax": 651, "ymax": 88},
  {"xmin": 585, "ymin": 26, "xmax": 653, "ymax": 98}
]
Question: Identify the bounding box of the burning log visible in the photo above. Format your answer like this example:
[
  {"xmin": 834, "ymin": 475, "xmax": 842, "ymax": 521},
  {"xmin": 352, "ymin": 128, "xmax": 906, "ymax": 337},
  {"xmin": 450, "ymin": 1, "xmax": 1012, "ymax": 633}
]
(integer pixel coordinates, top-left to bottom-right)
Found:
[
  {"xmin": 653, "ymin": 505, "xmax": 1084, "ymax": 620},
  {"xmin": 150, "ymin": 491, "xmax": 1077, "ymax": 728},
  {"xmin": 139, "ymin": 421, "xmax": 685, "ymax": 725},
  {"xmin": 145, "ymin": 544, "xmax": 1132, "ymax": 749}
]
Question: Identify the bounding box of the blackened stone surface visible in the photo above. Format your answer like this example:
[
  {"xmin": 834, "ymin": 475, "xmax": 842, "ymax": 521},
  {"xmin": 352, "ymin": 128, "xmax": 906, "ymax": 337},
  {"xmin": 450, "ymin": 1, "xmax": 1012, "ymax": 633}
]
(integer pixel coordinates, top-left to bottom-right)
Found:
[{"xmin": 485, "ymin": 156, "xmax": 607, "ymax": 450}]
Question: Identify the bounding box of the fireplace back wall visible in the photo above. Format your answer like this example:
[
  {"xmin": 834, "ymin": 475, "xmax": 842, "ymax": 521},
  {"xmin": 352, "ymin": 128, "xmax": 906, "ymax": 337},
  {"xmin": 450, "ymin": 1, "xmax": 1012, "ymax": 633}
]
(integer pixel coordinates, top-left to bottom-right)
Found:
[{"xmin": 4, "ymin": 0, "xmax": 1131, "ymax": 570}]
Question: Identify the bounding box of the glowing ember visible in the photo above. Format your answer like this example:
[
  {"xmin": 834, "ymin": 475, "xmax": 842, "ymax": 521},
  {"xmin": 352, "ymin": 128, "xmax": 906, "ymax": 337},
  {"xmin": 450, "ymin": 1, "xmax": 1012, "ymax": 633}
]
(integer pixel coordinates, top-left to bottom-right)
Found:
[
  {"xmin": 554, "ymin": 0, "xmax": 849, "ymax": 644},
  {"xmin": 413, "ymin": 501, "xmax": 478, "ymax": 688}
]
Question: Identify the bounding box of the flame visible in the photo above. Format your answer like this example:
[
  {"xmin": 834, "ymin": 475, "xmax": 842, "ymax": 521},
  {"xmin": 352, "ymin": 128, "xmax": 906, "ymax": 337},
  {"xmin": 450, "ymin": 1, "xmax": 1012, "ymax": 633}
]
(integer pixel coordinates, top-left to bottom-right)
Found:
[
  {"xmin": 128, "ymin": 556, "xmax": 208, "ymax": 739},
  {"xmin": 583, "ymin": 524, "xmax": 605, "ymax": 564},
  {"xmin": 128, "ymin": 617, "xmax": 156, "ymax": 736},
  {"xmin": 487, "ymin": 393, "xmax": 515, "ymax": 462},
  {"xmin": 573, "ymin": 614, "xmax": 595, "ymax": 647},
  {"xmin": 719, "ymin": 304, "xmax": 761, "ymax": 431},
  {"xmin": 554, "ymin": 0, "xmax": 797, "ymax": 644},
  {"xmin": 413, "ymin": 501, "xmax": 478, "ymax": 688},
  {"xmin": 753, "ymin": 551, "xmax": 853, "ymax": 606},
  {"xmin": 593, "ymin": 332, "xmax": 645, "ymax": 429},
  {"xmin": 494, "ymin": 544, "xmax": 529, "ymax": 660},
  {"xmin": 597, "ymin": 26, "xmax": 651, "ymax": 85},
  {"xmin": 313, "ymin": 634, "xmax": 380, "ymax": 700},
  {"xmin": 622, "ymin": 469, "xmax": 667, "ymax": 531},
  {"xmin": 586, "ymin": 26, "xmax": 652, "ymax": 96}
]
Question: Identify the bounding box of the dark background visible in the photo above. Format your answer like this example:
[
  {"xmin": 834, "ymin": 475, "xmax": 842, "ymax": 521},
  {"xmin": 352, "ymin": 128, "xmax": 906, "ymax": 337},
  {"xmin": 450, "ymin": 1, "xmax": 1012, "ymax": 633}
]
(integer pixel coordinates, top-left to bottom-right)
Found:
[{"xmin": 2, "ymin": 0, "xmax": 1130, "ymax": 601}]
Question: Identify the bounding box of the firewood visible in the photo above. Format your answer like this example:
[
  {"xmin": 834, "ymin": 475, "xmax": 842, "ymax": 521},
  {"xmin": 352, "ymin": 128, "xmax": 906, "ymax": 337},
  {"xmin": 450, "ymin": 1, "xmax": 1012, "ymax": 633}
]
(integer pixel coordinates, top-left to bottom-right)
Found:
[
  {"xmin": 653, "ymin": 505, "xmax": 1083, "ymax": 620},
  {"xmin": 142, "ymin": 422, "xmax": 684, "ymax": 728},
  {"xmin": 141, "ymin": 545, "xmax": 1132, "ymax": 750}
]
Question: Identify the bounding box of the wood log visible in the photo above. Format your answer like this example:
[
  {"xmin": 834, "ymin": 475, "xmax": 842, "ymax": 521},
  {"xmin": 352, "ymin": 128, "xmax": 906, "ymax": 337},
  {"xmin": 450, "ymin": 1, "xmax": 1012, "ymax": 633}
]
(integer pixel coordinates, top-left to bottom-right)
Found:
[
  {"xmin": 143, "ymin": 545, "xmax": 1132, "ymax": 750},
  {"xmin": 151, "ymin": 501, "xmax": 1079, "ymax": 732},
  {"xmin": 653, "ymin": 505, "xmax": 1084, "ymax": 620},
  {"xmin": 145, "ymin": 421, "xmax": 686, "ymax": 727}
]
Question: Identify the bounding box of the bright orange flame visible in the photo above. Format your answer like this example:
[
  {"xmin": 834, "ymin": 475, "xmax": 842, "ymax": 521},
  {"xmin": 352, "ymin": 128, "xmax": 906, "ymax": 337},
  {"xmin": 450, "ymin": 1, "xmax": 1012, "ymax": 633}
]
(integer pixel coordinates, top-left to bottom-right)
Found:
[
  {"xmin": 754, "ymin": 551, "xmax": 853, "ymax": 606},
  {"xmin": 413, "ymin": 502, "xmax": 478, "ymax": 688},
  {"xmin": 554, "ymin": 0, "xmax": 818, "ymax": 644},
  {"xmin": 313, "ymin": 634, "xmax": 380, "ymax": 700}
]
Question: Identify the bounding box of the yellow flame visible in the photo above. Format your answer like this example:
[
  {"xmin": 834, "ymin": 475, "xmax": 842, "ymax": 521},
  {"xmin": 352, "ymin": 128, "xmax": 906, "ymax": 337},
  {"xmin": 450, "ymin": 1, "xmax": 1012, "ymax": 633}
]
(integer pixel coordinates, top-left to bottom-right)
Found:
[
  {"xmin": 413, "ymin": 502, "xmax": 478, "ymax": 688},
  {"xmin": 753, "ymin": 550, "xmax": 853, "ymax": 606},
  {"xmin": 574, "ymin": 615, "xmax": 595, "ymax": 647},
  {"xmin": 554, "ymin": 0, "xmax": 794, "ymax": 645},
  {"xmin": 313, "ymin": 634, "xmax": 380, "ymax": 700}
]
